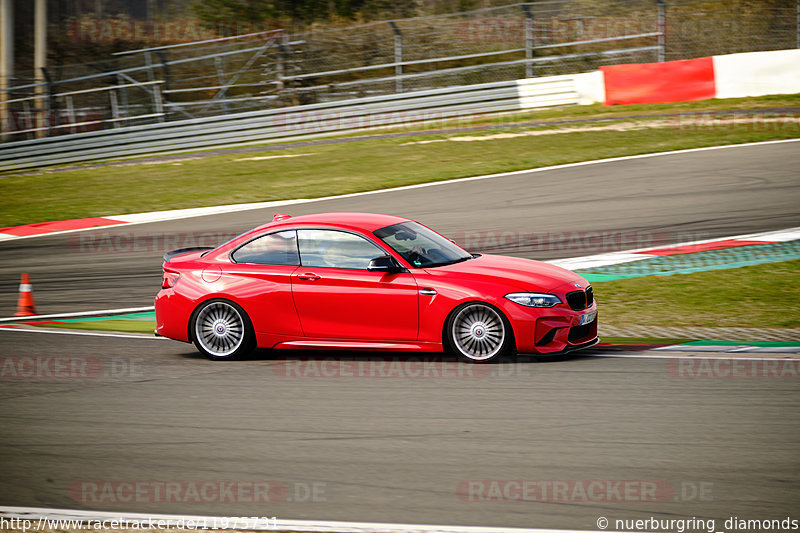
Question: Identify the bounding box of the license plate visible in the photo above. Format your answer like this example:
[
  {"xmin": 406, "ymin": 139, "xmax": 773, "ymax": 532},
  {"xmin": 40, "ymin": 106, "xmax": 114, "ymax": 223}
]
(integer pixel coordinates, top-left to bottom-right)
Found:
[{"xmin": 579, "ymin": 311, "xmax": 596, "ymax": 326}]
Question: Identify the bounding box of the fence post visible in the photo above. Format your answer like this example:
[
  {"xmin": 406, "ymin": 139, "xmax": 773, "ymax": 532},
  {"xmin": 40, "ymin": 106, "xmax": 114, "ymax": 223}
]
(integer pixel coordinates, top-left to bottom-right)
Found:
[
  {"xmin": 42, "ymin": 66, "xmax": 54, "ymax": 136},
  {"xmin": 156, "ymin": 50, "xmax": 171, "ymax": 119},
  {"xmin": 522, "ymin": 4, "xmax": 534, "ymax": 78},
  {"xmin": 116, "ymin": 73, "xmax": 130, "ymax": 127},
  {"xmin": 143, "ymin": 51, "xmax": 164, "ymax": 122},
  {"xmin": 20, "ymin": 100, "xmax": 31, "ymax": 137},
  {"xmin": 657, "ymin": 0, "xmax": 666, "ymax": 62},
  {"xmin": 214, "ymin": 56, "xmax": 230, "ymax": 114},
  {"xmin": 144, "ymin": 51, "xmax": 155, "ymax": 83},
  {"xmin": 276, "ymin": 42, "xmax": 284, "ymax": 93},
  {"xmin": 109, "ymin": 89, "xmax": 120, "ymax": 128},
  {"xmin": 389, "ymin": 21, "xmax": 403, "ymax": 93},
  {"xmin": 64, "ymin": 95, "xmax": 76, "ymax": 134},
  {"xmin": 277, "ymin": 31, "xmax": 290, "ymax": 97},
  {"xmin": 152, "ymin": 83, "xmax": 165, "ymax": 123},
  {"xmin": 0, "ymin": 0, "xmax": 12, "ymax": 141},
  {"xmin": 34, "ymin": 0, "xmax": 46, "ymax": 137}
]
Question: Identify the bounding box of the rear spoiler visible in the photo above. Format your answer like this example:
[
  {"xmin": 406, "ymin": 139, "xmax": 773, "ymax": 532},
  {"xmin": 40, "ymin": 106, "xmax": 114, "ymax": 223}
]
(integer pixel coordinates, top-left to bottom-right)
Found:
[{"xmin": 163, "ymin": 247, "xmax": 214, "ymax": 262}]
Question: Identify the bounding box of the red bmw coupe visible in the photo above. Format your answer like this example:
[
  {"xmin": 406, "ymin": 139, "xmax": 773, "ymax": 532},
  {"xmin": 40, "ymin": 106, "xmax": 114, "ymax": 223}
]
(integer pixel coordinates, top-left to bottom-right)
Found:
[{"xmin": 155, "ymin": 213, "xmax": 598, "ymax": 362}]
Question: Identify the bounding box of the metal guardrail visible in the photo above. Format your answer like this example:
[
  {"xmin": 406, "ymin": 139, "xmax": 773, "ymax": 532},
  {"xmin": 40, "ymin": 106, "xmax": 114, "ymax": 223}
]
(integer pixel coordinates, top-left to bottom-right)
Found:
[{"xmin": 0, "ymin": 76, "xmax": 583, "ymax": 171}]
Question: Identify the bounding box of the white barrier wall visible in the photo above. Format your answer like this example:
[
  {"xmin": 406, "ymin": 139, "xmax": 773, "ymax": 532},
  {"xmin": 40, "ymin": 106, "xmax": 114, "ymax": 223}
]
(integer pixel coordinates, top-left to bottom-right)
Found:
[
  {"xmin": 574, "ymin": 70, "xmax": 606, "ymax": 105},
  {"xmin": 713, "ymin": 49, "xmax": 800, "ymax": 99}
]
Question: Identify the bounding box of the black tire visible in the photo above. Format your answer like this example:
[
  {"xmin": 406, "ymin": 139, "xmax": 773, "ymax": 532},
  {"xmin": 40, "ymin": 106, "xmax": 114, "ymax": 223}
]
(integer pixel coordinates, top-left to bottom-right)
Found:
[
  {"xmin": 190, "ymin": 299, "xmax": 256, "ymax": 361},
  {"xmin": 444, "ymin": 302, "xmax": 514, "ymax": 363}
]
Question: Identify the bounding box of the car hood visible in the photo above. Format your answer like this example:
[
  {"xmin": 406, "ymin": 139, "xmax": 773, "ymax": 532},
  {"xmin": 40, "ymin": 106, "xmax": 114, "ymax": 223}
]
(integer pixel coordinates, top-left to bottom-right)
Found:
[{"xmin": 422, "ymin": 254, "xmax": 587, "ymax": 292}]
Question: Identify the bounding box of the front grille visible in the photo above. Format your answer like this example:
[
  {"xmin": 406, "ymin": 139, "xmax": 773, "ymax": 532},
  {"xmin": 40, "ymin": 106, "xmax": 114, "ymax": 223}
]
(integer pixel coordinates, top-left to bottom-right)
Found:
[
  {"xmin": 566, "ymin": 287, "xmax": 593, "ymax": 311},
  {"xmin": 566, "ymin": 290, "xmax": 586, "ymax": 311}
]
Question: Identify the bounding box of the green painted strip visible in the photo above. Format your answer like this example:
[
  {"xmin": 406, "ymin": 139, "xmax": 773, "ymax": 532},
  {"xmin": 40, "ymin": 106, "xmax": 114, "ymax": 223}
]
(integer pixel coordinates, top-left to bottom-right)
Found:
[
  {"xmin": 684, "ymin": 340, "xmax": 800, "ymax": 348},
  {"xmin": 578, "ymin": 240, "xmax": 800, "ymax": 279},
  {"xmin": 57, "ymin": 311, "xmax": 156, "ymax": 323}
]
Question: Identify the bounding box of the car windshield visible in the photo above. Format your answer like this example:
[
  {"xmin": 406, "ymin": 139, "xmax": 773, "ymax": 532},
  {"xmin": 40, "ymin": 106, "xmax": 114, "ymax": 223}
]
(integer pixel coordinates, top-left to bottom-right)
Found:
[{"xmin": 374, "ymin": 221, "xmax": 473, "ymax": 268}]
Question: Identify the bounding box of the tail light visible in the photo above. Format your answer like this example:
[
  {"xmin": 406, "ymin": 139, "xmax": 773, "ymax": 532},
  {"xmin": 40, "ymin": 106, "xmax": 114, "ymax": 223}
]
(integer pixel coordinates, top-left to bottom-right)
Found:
[{"xmin": 162, "ymin": 271, "xmax": 180, "ymax": 289}]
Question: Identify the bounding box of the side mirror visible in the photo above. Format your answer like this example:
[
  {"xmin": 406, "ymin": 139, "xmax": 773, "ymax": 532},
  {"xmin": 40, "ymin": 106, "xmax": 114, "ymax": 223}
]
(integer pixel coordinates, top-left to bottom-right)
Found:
[{"xmin": 368, "ymin": 255, "xmax": 403, "ymax": 273}]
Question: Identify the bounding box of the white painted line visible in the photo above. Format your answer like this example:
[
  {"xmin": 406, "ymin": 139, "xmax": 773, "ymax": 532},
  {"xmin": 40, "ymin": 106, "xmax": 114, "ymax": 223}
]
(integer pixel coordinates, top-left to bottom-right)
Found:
[
  {"xmin": 0, "ymin": 306, "xmax": 155, "ymax": 323},
  {"xmin": 0, "ymin": 327, "xmax": 165, "ymax": 340},
  {"xmin": 233, "ymin": 153, "xmax": 312, "ymax": 162},
  {"xmin": 737, "ymin": 228, "xmax": 800, "ymax": 242},
  {"xmin": 549, "ymin": 225, "xmax": 800, "ymax": 270},
  {"xmin": 548, "ymin": 252, "xmax": 653, "ymax": 270},
  {"xmin": 655, "ymin": 345, "xmax": 800, "ymax": 354},
  {"xmin": 2, "ymin": 138, "xmax": 799, "ymax": 243},
  {"xmin": 0, "ymin": 506, "xmax": 615, "ymax": 533},
  {"xmin": 105, "ymin": 199, "xmax": 311, "ymax": 224}
]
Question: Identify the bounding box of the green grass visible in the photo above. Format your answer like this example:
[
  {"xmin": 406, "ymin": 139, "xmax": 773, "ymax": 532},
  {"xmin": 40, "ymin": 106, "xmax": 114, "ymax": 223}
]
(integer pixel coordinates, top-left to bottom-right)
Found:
[
  {"xmin": 2, "ymin": 95, "xmax": 799, "ymax": 227},
  {"xmin": 593, "ymin": 260, "xmax": 800, "ymax": 329},
  {"xmin": 421, "ymin": 94, "xmax": 800, "ymax": 130},
  {"xmin": 318, "ymin": 93, "xmax": 800, "ymax": 136},
  {"xmin": 40, "ymin": 319, "xmax": 157, "ymax": 334}
]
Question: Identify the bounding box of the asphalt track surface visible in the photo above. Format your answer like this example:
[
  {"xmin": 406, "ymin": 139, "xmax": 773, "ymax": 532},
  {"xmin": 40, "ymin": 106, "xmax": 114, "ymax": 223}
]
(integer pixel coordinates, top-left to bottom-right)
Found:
[
  {"xmin": 1, "ymin": 141, "xmax": 799, "ymax": 529},
  {"xmin": 1, "ymin": 330, "xmax": 799, "ymax": 529}
]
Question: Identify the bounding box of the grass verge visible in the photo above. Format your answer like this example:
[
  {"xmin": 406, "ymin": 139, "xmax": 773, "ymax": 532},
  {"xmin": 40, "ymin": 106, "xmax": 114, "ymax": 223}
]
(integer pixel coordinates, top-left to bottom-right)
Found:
[
  {"xmin": 592, "ymin": 260, "xmax": 800, "ymax": 329},
  {"xmin": 2, "ymin": 96, "xmax": 799, "ymax": 227},
  {"xmin": 404, "ymin": 94, "xmax": 800, "ymax": 131},
  {"xmin": 41, "ymin": 319, "xmax": 157, "ymax": 334}
]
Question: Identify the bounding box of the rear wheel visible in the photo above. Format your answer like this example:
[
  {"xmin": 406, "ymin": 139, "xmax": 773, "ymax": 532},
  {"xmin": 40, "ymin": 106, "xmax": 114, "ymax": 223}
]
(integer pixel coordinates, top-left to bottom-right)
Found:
[
  {"xmin": 190, "ymin": 299, "xmax": 255, "ymax": 360},
  {"xmin": 446, "ymin": 302, "xmax": 513, "ymax": 363}
]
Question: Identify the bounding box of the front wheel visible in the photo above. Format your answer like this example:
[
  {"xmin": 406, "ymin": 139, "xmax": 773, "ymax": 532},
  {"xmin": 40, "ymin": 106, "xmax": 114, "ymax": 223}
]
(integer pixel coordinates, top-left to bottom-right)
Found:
[
  {"xmin": 446, "ymin": 302, "xmax": 513, "ymax": 363},
  {"xmin": 190, "ymin": 299, "xmax": 255, "ymax": 361}
]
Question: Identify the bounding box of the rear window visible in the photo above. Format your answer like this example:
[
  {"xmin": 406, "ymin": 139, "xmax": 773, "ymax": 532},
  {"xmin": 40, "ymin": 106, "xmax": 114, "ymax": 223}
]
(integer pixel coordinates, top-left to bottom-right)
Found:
[{"xmin": 231, "ymin": 230, "xmax": 300, "ymax": 266}]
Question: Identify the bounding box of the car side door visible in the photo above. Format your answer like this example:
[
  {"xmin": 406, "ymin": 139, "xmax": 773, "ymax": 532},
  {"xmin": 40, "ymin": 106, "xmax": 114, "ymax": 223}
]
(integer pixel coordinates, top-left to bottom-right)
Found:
[{"xmin": 291, "ymin": 229, "xmax": 419, "ymax": 341}]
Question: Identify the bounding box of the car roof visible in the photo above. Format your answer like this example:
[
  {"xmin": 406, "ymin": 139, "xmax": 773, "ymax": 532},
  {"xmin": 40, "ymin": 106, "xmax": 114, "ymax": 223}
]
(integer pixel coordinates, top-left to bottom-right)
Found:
[{"xmin": 257, "ymin": 212, "xmax": 412, "ymax": 233}]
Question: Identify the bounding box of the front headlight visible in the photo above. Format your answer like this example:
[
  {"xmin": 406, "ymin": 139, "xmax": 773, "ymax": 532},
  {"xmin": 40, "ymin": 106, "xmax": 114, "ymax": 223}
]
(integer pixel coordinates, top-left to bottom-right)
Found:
[{"xmin": 505, "ymin": 292, "xmax": 562, "ymax": 308}]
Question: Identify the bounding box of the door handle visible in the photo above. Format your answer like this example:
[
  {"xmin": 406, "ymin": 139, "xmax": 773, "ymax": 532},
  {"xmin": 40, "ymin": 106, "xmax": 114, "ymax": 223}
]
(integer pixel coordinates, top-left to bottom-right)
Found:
[{"xmin": 297, "ymin": 272, "xmax": 320, "ymax": 281}]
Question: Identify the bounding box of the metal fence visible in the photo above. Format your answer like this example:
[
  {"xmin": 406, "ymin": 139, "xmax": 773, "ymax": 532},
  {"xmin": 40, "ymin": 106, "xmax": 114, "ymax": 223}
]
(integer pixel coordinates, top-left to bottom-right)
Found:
[
  {"xmin": 0, "ymin": 80, "xmax": 528, "ymax": 171},
  {"xmin": 1, "ymin": 0, "xmax": 798, "ymax": 143}
]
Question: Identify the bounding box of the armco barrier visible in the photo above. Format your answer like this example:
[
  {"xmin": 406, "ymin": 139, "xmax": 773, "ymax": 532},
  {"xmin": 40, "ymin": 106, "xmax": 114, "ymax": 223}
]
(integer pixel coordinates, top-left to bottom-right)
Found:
[
  {"xmin": 0, "ymin": 77, "xmax": 584, "ymax": 172},
  {"xmin": 516, "ymin": 74, "xmax": 579, "ymax": 109}
]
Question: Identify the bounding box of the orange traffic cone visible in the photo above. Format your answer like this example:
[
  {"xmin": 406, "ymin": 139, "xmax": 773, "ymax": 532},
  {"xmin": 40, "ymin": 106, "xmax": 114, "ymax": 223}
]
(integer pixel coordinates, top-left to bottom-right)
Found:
[{"xmin": 13, "ymin": 273, "xmax": 37, "ymax": 316}]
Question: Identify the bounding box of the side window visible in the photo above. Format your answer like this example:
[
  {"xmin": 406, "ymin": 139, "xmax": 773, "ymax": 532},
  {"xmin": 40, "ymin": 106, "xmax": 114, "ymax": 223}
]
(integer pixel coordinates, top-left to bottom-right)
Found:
[
  {"xmin": 297, "ymin": 229, "xmax": 385, "ymax": 270},
  {"xmin": 232, "ymin": 230, "xmax": 299, "ymax": 266}
]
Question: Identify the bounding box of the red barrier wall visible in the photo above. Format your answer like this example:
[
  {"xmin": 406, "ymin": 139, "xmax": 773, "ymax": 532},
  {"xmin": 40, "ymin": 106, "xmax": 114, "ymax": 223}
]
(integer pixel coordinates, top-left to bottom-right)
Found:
[{"xmin": 601, "ymin": 57, "xmax": 716, "ymax": 105}]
